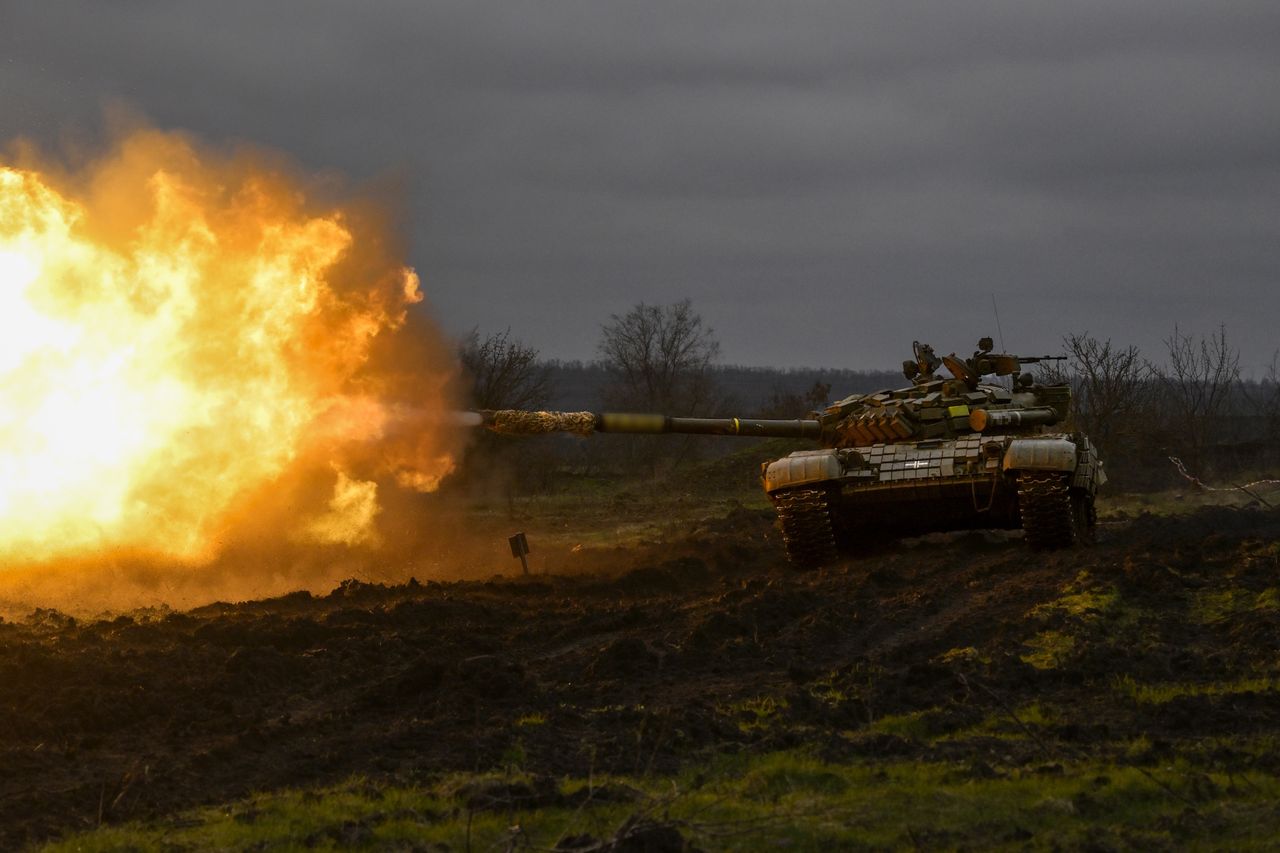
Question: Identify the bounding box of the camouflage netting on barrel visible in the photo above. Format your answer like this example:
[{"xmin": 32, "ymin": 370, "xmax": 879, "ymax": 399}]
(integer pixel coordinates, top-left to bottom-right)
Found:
[{"xmin": 484, "ymin": 410, "xmax": 598, "ymax": 436}]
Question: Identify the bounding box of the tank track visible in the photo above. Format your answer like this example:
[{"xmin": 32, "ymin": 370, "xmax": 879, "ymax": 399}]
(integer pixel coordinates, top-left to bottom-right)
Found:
[
  {"xmin": 772, "ymin": 486, "xmax": 839, "ymax": 569},
  {"xmin": 1073, "ymin": 490, "xmax": 1098, "ymax": 546},
  {"xmin": 1017, "ymin": 471, "xmax": 1077, "ymax": 550}
]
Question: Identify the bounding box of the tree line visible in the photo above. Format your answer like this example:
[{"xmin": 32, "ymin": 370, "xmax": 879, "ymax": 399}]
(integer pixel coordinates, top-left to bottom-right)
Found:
[{"xmin": 1039, "ymin": 326, "xmax": 1277, "ymax": 489}]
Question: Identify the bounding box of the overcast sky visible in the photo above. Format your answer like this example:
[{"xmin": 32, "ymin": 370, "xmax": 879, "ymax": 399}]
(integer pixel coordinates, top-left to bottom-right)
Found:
[{"xmin": 2, "ymin": 1, "xmax": 1278, "ymax": 373}]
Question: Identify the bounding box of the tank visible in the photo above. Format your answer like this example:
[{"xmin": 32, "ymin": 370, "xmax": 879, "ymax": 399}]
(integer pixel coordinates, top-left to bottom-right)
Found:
[{"xmin": 478, "ymin": 338, "xmax": 1105, "ymax": 568}]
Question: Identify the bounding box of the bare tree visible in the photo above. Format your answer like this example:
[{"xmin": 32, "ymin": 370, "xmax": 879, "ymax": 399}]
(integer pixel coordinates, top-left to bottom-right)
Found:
[
  {"xmin": 1264, "ymin": 351, "xmax": 1280, "ymax": 439},
  {"xmin": 1242, "ymin": 349, "xmax": 1280, "ymax": 442},
  {"xmin": 458, "ymin": 328, "xmax": 551, "ymax": 411},
  {"xmin": 457, "ymin": 329, "xmax": 555, "ymax": 505},
  {"xmin": 597, "ymin": 300, "xmax": 721, "ymax": 474},
  {"xmin": 1055, "ymin": 333, "xmax": 1157, "ymax": 456},
  {"xmin": 1160, "ymin": 324, "xmax": 1241, "ymax": 469},
  {"xmin": 597, "ymin": 299, "xmax": 720, "ymax": 413}
]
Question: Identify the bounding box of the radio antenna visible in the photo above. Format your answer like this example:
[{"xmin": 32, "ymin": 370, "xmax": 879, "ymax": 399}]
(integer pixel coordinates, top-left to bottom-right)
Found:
[{"xmin": 991, "ymin": 294, "xmax": 1006, "ymax": 352}]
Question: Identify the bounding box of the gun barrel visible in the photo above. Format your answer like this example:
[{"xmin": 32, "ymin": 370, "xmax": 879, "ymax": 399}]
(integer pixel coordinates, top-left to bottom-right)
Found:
[
  {"xmin": 969, "ymin": 407, "xmax": 1060, "ymax": 432},
  {"xmin": 598, "ymin": 413, "xmax": 823, "ymax": 439},
  {"xmin": 479, "ymin": 409, "xmax": 822, "ymax": 439},
  {"xmin": 481, "ymin": 410, "xmax": 598, "ymax": 435}
]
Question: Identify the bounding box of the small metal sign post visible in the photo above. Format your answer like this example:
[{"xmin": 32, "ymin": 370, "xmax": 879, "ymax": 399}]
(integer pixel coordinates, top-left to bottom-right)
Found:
[{"xmin": 508, "ymin": 532, "xmax": 530, "ymax": 575}]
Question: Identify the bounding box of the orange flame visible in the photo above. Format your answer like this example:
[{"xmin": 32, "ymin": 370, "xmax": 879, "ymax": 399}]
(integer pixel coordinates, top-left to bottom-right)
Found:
[{"xmin": 0, "ymin": 130, "xmax": 458, "ymax": 565}]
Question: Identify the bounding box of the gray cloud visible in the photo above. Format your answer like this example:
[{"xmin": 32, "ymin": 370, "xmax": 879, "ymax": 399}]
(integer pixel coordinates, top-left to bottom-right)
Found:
[{"xmin": 2, "ymin": 1, "xmax": 1278, "ymax": 373}]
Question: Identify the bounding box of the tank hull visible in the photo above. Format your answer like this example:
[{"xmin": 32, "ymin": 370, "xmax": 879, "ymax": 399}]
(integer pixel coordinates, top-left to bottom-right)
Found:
[{"xmin": 763, "ymin": 432, "xmax": 1104, "ymax": 566}]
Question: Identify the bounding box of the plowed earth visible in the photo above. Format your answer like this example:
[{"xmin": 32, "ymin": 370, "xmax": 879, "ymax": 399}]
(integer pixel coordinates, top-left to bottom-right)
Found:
[{"xmin": 2, "ymin": 505, "xmax": 1278, "ymax": 847}]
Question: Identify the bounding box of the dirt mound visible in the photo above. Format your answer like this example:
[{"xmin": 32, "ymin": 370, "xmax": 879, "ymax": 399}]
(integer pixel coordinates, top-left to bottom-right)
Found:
[{"xmin": 1, "ymin": 504, "xmax": 1278, "ymax": 847}]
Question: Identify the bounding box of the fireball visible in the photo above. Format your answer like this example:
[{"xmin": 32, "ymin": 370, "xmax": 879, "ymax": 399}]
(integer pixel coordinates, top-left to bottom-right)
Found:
[{"xmin": 0, "ymin": 130, "xmax": 455, "ymax": 564}]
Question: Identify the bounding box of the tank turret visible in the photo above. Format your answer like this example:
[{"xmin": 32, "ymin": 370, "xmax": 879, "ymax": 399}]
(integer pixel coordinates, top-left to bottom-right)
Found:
[{"xmin": 473, "ymin": 338, "xmax": 1105, "ymax": 568}]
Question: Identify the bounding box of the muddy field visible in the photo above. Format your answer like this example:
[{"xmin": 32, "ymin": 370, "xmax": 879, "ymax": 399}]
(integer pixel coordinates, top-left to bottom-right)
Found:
[{"xmin": 2, "ymin": 504, "xmax": 1279, "ymax": 848}]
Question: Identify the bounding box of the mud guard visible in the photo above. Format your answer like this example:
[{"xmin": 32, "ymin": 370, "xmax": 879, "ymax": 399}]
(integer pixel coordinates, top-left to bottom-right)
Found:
[
  {"xmin": 1002, "ymin": 438, "xmax": 1077, "ymax": 473},
  {"xmin": 763, "ymin": 449, "xmax": 843, "ymax": 493}
]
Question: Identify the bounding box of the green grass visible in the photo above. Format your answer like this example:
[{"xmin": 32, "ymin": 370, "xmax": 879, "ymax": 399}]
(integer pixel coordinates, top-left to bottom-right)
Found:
[
  {"xmin": 44, "ymin": 751, "xmax": 1280, "ymax": 852},
  {"xmin": 1191, "ymin": 587, "xmax": 1280, "ymax": 623},
  {"xmin": 1027, "ymin": 572, "xmax": 1119, "ymax": 621},
  {"xmin": 722, "ymin": 694, "xmax": 788, "ymax": 734},
  {"xmin": 1020, "ymin": 629, "xmax": 1077, "ymax": 669},
  {"xmin": 935, "ymin": 701, "xmax": 1061, "ymax": 744},
  {"xmin": 936, "ymin": 645, "xmax": 987, "ymax": 665},
  {"xmin": 868, "ymin": 709, "xmax": 934, "ymax": 740},
  {"xmin": 1111, "ymin": 674, "xmax": 1280, "ymax": 705},
  {"xmin": 1019, "ymin": 572, "xmax": 1155, "ymax": 671}
]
